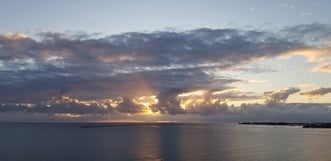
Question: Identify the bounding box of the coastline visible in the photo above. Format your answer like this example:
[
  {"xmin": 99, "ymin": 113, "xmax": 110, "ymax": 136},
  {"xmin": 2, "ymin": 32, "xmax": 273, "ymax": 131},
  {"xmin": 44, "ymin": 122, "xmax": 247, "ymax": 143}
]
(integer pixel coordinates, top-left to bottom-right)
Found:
[{"xmin": 239, "ymin": 122, "xmax": 331, "ymax": 128}]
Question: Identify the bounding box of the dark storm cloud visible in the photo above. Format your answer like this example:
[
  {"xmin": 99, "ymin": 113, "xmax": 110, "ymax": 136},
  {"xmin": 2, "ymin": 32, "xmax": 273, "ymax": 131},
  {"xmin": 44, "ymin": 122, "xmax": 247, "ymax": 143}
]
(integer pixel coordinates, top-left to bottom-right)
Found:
[{"xmin": 301, "ymin": 87, "xmax": 331, "ymax": 97}]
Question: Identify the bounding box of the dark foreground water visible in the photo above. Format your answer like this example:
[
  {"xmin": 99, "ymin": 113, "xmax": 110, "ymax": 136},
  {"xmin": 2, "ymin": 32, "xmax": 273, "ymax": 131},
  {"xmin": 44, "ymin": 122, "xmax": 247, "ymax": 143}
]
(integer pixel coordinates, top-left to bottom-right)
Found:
[{"xmin": 0, "ymin": 123, "xmax": 331, "ymax": 161}]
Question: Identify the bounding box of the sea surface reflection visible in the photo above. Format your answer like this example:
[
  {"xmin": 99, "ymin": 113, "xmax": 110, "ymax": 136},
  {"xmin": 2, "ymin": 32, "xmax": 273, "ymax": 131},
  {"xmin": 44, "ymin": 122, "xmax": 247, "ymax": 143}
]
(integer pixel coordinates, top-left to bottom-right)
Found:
[{"xmin": 0, "ymin": 123, "xmax": 330, "ymax": 161}]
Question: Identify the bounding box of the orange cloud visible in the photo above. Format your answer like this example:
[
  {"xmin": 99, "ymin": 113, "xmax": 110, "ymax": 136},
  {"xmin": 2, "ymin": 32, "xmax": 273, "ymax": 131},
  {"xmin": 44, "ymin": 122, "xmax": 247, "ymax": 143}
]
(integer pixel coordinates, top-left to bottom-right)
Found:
[
  {"xmin": 280, "ymin": 46, "xmax": 331, "ymax": 74},
  {"xmin": 313, "ymin": 63, "xmax": 331, "ymax": 73}
]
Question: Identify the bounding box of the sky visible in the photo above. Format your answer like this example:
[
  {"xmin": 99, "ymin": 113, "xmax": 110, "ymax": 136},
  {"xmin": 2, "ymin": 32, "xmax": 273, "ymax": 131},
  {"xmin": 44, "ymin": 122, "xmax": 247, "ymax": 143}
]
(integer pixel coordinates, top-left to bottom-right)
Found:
[{"xmin": 0, "ymin": 0, "xmax": 331, "ymax": 122}]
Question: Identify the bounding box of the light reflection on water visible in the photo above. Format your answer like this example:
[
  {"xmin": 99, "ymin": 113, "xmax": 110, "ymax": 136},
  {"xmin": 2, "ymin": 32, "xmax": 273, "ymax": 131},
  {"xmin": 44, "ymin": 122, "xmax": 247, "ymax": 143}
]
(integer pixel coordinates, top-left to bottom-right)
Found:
[{"xmin": 0, "ymin": 123, "xmax": 330, "ymax": 161}]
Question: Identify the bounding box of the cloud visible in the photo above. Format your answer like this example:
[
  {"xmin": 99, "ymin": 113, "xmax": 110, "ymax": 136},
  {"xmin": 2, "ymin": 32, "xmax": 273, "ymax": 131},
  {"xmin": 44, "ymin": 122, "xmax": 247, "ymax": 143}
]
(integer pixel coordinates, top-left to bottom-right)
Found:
[
  {"xmin": 0, "ymin": 96, "xmax": 112, "ymax": 114},
  {"xmin": 282, "ymin": 47, "xmax": 331, "ymax": 63},
  {"xmin": 0, "ymin": 87, "xmax": 330, "ymax": 123},
  {"xmin": 4, "ymin": 26, "xmax": 302, "ymax": 102},
  {"xmin": 301, "ymin": 87, "xmax": 331, "ymax": 97},
  {"xmin": 281, "ymin": 46, "xmax": 331, "ymax": 74},
  {"xmin": 300, "ymin": 12, "xmax": 313, "ymax": 16},
  {"xmin": 278, "ymin": 24, "xmax": 331, "ymax": 74},
  {"xmin": 264, "ymin": 87, "xmax": 300, "ymax": 103},
  {"xmin": 1, "ymin": 102, "xmax": 331, "ymax": 123},
  {"xmin": 1, "ymin": 24, "xmax": 331, "ymax": 121},
  {"xmin": 116, "ymin": 97, "xmax": 146, "ymax": 114},
  {"xmin": 151, "ymin": 89, "xmax": 186, "ymax": 115},
  {"xmin": 228, "ymin": 102, "xmax": 331, "ymax": 122},
  {"xmin": 281, "ymin": 23, "xmax": 331, "ymax": 44},
  {"xmin": 212, "ymin": 90, "xmax": 261, "ymax": 101},
  {"xmin": 314, "ymin": 63, "xmax": 331, "ymax": 73}
]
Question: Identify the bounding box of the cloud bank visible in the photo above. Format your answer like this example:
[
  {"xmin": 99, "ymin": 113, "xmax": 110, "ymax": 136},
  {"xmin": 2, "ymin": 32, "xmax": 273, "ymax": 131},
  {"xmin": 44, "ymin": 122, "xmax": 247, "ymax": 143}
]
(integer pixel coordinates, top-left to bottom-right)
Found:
[{"xmin": 0, "ymin": 23, "xmax": 331, "ymax": 122}]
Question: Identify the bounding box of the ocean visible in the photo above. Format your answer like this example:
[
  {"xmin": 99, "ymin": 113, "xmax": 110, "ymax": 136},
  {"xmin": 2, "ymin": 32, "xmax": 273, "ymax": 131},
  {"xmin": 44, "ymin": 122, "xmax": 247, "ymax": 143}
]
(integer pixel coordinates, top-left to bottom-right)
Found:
[{"xmin": 0, "ymin": 123, "xmax": 330, "ymax": 161}]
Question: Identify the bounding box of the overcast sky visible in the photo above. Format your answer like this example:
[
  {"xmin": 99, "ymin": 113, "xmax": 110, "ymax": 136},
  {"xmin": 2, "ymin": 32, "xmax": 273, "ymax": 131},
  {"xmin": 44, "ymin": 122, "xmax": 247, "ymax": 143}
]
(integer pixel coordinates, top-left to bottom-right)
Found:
[{"xmin": 0, "ymin": 0, "xmax": 331, "ymax": 122}]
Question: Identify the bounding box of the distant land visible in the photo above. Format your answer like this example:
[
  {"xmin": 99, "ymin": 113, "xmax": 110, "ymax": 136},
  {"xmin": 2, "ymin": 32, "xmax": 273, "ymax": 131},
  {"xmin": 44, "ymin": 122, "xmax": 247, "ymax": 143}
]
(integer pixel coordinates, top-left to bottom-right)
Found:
[{"xmin": 239, "ymin": 122, "xmax": 331, "ymax": 128}]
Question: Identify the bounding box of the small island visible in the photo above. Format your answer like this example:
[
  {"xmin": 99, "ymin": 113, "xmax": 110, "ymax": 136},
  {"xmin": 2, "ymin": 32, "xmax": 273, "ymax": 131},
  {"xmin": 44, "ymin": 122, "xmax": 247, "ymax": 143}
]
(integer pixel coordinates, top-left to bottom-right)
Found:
[{"xmin": 239, "ymin": 122, "xmax": 331, "ymax": 128}]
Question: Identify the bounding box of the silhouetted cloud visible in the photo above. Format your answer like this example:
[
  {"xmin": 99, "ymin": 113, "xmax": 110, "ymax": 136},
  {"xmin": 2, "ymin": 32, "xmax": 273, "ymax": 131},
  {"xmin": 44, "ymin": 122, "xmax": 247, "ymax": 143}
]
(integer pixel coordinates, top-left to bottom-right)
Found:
[
  {"xmin": 301, "ymin": 87, "xmax": 331, "ymax": 97},
  {"xmin": 264, "ymin": 87, "xmax": 300, "ymax": 103},
  {"xmin": 0, "ymin": 96, "xmax": 112, "ymax": 114},
  {"xmin": 116, "ymin": 97, "xmax": 145, "ymax": 114},
  {"xmin": 151, "ymin": 90, "xmax": 185, "ymax": 115},
  {"xmin": 1, "ymin": 102, "xmax": 331, "ymax": 122},
  {"xmin": 213, "ymin": 90, "xmax": 261, "ymax": 101}
]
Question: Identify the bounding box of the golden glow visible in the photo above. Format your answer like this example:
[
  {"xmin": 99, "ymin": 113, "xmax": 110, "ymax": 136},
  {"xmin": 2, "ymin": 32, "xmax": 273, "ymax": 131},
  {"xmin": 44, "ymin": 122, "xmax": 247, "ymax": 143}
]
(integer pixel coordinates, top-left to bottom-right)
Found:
[
  {"xmin": 105, "ymin": 98, "xmax": 123, "ymax": 107},
  {"xmin": 248, "ymin": 80, "xmax": 267, "ymax": 83},
  {"xmin": 4, "ymin": 33, "xmax": 28, "ymax": 40},
  {"xmin": 177, "ymin": 90, "xmax": 207, "ymax": 97},
  {"xmin": 314, "ymin": 63, "xmax": 331, "ymax": 73},
  {"xmin": 135, "ymin": 95, "xmax": 158, "ymax": 106},
  {"xmin": 179, "ymin": 97, "xmax": 222, "ymax": 110},
  {"xmin": 145, "ymin": 108, "xmax": 154, "ymax": 115},
  {"xmin": 143, "ymin": 107, "xmax": 159, "ymax": 115},
  {"xmin": 280, "ymin": 47, "xmax": 331, "ymax": 74},
  {"xmin": 180, "ymin": 98, "xmax": 193, "ymax": 110},
  {"xmin": 212, "ymin": 88, "xmax": 239, "ymax": 95},
  {"xmin": 132, "ymin": 95, "xmax": 159, "ymax": 115},
  {"xmin": 133, "ymin": 95, "xmax": 158, "ymax": 107},
  {"xmin": 229, "ymin": 99, "xmax": 265, "ymax": 106},
  {"xmin": 282, "ymin": 48, "xmax": 331, "ymax": 63},
  {"xmin": 210, "ymin": 98, "xmax": 219, "ymax": 104},
  {"xmin": 54, "ymin": 113, "xmax": 81, "ymax": 118}
]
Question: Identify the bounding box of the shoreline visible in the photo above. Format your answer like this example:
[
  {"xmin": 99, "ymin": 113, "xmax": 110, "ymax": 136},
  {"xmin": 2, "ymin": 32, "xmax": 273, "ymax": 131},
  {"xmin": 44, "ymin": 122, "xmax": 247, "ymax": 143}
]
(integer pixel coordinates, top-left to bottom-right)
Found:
[{"xmin": 239, "ymin": 122, "xmax": 331, "ymax": 128}]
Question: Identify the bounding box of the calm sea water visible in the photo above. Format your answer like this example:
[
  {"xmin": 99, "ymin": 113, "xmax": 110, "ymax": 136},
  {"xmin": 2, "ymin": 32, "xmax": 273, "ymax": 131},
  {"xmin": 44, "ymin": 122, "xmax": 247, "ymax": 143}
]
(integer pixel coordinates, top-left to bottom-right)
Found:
[{"xmin": 0, "ymin": 123, "xmax": 330, "ymax": 161}]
